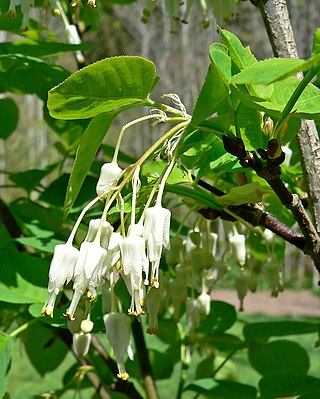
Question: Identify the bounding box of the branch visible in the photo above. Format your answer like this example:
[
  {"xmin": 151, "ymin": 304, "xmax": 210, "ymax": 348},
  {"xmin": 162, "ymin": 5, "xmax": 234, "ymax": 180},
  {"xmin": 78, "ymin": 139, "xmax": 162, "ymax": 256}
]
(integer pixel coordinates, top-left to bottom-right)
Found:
[
  {"xmin": 222, "ymin": 135, "xmax": 320, "ymax": 272},
  {"xmin": 132, "ymin": 318, "xmax": 159, "ymax": 399},
  {"xmin": 250, "ymin": 0, "xmax": 320, "ymax": 233},
  {"xmin": 196, "ymin": 178, "xmax": 305, "ymax": 250}
]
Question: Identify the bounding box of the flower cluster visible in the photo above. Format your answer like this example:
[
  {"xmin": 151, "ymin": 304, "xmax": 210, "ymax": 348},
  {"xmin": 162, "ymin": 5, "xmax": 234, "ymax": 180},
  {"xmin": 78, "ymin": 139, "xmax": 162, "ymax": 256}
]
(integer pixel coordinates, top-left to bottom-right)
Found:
[
  {"xmin": 5, "ymin": 0, "xmax": 97, "ymax": 32},
  {"xmin": 41, "ymin": 160, "xmax": 171, "ymax": 379}
]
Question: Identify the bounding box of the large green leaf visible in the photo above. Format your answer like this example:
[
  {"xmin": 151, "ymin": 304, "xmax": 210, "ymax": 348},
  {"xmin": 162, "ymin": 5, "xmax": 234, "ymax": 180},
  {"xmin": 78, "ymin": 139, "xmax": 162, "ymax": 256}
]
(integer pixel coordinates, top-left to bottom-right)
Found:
[
  {"xmin": 249, "ymin": 340, "xmax": 309, "ymax": 376},
  {"xmin": 0, "ymin": 332, "xmax": 12, "ymax": 399},
  {"xmin": 231, "ymin": 56, "xmax": 320, "ymax": 86},
  {"xmin": 0, "ymin": 39, "xmax": 92, "ymax": 58},
  {"xmin": 259, "ymin": 374, "xmax": 320, "ymax": 399},
  {"xmin": 0, "ymin": 97, "xmax": 18, "ymax": 139},
  {"xmin": 63, "ymin": 112, "xmax": 115, "ymax": 217},
  {"xmin": 244, "ymin": 321, "xmax": 318, "ymax": 342},
  {"xmin": 48, "ymin": 56, "xmax": 157, "ymax": 120},
  {"xmin": 313, "ymin": 28, "xmax": 320, "ymax": 56}
]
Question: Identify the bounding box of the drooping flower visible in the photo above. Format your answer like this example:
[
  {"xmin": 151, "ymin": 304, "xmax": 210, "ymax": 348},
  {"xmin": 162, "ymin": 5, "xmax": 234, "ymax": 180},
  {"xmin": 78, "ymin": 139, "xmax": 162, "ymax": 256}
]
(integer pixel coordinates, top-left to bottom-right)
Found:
[
  {"xmin": 72, "ymin": 332, "xmax": 92, "ymax": 357},
  {"xmin": 65, "ymin": 241, "xmax": 107, "ymax": 320},
  {"xmin": 229, "ymin": 231, "xmax": 246, "ymax": 266},
  {"xmin": 41, "ymin": 243, "xmax": 79, "ymax": 318},
  {"xmin": 144, "ymin": 205, "xmax": 171, "ymax": 287},
  {"xmin": 96, "ymin": 162, "xmax": 122, "ymax": 198},
  {"xmin": 85, "ymin": 218, "xmax": 113, "ymax": 249},
  {"xmin": 103, "ymin": 312, "xmax": 133, "ymax": 380},
  {"xmin": 120, "ymin": 231, "xmax": 148, "ymax": 315},
  {"xmin": 197, "ymin": 290, "xmax": 211, "ymax": 316}
]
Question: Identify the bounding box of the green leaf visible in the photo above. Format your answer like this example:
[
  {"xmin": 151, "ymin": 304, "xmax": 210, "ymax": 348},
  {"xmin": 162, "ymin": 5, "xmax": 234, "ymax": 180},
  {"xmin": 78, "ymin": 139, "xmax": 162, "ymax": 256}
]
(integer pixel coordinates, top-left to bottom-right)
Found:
[
  {"xmin": 299, "ymin": 387, "xmax": 320, "ymax": 399},
  {"xmin": 0, "ymin": 54, "xmax": 69, "ymax": 99},
  {"xmin": 0, "ymin": 97, "xmax": 18, "ymax": 139},
  {"xmin": 0, "ymin": 250, "xmax": 48, "ymax": 304},
  {"xmin": 217, "ymin": 183, "xmax": 270, "ymax": 207},
  {"xmin": 24, "ymin": 323, "xmax": 69, "ymax": 376},
  {"xmin": 218, "ymin": 27, "xmax": 257, "ymax": 70},
  {"xmin": 191, "ymin": 64, "xmax": 228, "ymax": 125},
  {"xmin": 0, "ymin": 39, "xmax": 92, "ymax": 58},
  {"xmin": 197, "ymin": 301, "xmax": 237, "ymax": 333},
  {"xmin": 185, "ymin": 379, "xmax": 257, "ymax": 399},
  {"xmin": 48, "ymin": 56, "xmax": 157, "ymax": 120},
  {"xmin": 249, "ymin": 340, "xmax": 310, "ymax": 376},
  {"xmin": 0, "ymin": 331, "xmax": 12, "ymax": 399},
  {"xmin": 63, "ymin": 113, "xmax": 115, "ymax": 217},
  {"xmin": 210, "ymin": 43, "xmax": 233, "ymax": 86},
  {"xmin": 232, "ymin": 77, "xmax": 320, "ymax": 119},
  {"xmin": 231, "ymin": 57, "xmax": 320, "ymax": 85},
  {"xmin": 7, "ymin": 163, "xmax": 58, "ymax": 192},
  {"xmin": 259, "ymin": 374, "xmax": 320, "ymax": 399},
  {"xmin": 243, "ymin": 321, "xmax": 318, "ymax": 342}
]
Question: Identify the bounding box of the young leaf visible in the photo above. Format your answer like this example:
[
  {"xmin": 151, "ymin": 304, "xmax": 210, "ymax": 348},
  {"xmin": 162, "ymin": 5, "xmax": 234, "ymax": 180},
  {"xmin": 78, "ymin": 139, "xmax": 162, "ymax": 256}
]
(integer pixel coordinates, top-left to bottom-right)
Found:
[
  {"xmin": 231, "ymin": 77, "xmax": 320, "ymax": 119},
  {"xmin": 63, "ymin": 112, "xmax": 115, "ymax": 218},
  {"xmin": 48, "ymin": 56, "xmax": 157, "ymax": 120},
  {"xmin": 191, "ymin": 64, "xmax": 228, "ymax": 126},
  {"xmin": 231, "ymin": 56, "xmax": 320, "ymax": 86},
  {"xmin": 0, "ymin": 332, "xmax": 12, "ymax": 399},
  {"xmin": 218, "ymin": 27, "xmax": 257, "ymax": 70}
]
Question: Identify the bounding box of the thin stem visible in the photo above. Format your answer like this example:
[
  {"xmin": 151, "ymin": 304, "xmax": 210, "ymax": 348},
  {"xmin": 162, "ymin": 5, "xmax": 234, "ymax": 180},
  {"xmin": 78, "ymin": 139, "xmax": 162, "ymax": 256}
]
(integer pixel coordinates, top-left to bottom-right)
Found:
[
  {"xmin": 67, "ymin": 196, "xmax": 100, "ymax": 245},
  {"xmin": 212, "ymin": 347, "xmax": 240, "ymax": 378},
  {"xmin": 112, "ymin": 114, "xmax": 165, "ymax": 165},
  {"xmin": 156, "ymin": 157, "xmax": 176, "ymax": 206},
  {"xmin": 275, "ymin": 65, "xmax": 320, "ymax": 136},
  {"xmin": 130, "ymin": 167, "xmax": 140, "ymax": 227},
  {"xmin": 10, "ymin": 318, "xmax": 39, "ymax": 338}
]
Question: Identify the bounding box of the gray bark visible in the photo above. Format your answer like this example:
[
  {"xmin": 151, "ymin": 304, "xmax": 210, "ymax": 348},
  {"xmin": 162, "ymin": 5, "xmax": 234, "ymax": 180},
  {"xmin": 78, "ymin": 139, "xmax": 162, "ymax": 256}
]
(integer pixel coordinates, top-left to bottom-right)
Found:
[{"xmin": 251, "ymin": 0, "xmax": 320, "ymax": 234}]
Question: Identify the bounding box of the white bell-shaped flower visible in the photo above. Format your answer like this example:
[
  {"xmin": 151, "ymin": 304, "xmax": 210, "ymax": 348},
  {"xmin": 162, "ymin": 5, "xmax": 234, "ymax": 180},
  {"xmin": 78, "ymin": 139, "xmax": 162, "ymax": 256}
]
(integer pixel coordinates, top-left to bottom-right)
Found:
[
  {"xmin": 41, "ymin": 243, "xmax": 79, "ymax": 318},
  {"xmin": 96, "ymin": 162, "xmax": 122, "ymax": 198},
  {"xmin": 144, "ymin": 205, "xmax": 171, "ymax": 263},
  {"xmin": 85, "ymin": 218, "xmax": 113, "ymax": 249},
  {"xmin": 72, "ymin": 332, "xmax": 91, "ymax": 357},
  {"xmin": 229, "ymin": 231, "xmax": 246, "ymax": 266},
  {"xmin": 103, "ymin": 312, "xmax": 133, "ymax": 380},
  {"xmin": 65, "ymin": 241, "xmax": 107, "ymax": 320},
  {"xmin": 120, "ymin": 233, "xmax": 148, "ymax": 290}
]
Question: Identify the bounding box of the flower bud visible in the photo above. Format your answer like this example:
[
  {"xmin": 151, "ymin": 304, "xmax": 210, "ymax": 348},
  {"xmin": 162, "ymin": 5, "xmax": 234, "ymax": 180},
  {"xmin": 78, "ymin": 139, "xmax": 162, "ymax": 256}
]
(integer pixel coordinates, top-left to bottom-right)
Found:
[
  {"xmin": 235, "ymin": 268, "xmax": 250, "ymax": 311},
  {"xmin": 81, "ymin": 319, "xmax": 94, "ymax": 334},
  {"xmin": 197, "ymin": 290, "xmax": 211, "ymax": 316},
  {"xmin": 96, "ymin": 163, "xmax": 122, "ymax": 198}
]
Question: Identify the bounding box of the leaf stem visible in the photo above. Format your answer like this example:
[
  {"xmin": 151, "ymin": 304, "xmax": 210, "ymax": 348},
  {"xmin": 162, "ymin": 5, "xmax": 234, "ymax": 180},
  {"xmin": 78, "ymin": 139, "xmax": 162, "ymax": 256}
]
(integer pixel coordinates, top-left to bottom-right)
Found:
[
  {"xmin": 10, "ymin": 318, "xmax": 39, "ymax": 338},
  {"xmin": 275, "ymin": 64, "xmax": 320, "ymax": 136}
]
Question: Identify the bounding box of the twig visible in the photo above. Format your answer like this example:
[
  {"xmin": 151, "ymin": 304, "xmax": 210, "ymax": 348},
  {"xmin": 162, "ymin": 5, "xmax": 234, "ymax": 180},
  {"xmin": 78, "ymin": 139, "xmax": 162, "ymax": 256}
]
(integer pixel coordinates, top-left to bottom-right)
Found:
[{"xmin": 132, "ymin": 318, "xmax": 159, "ymax": 399}]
